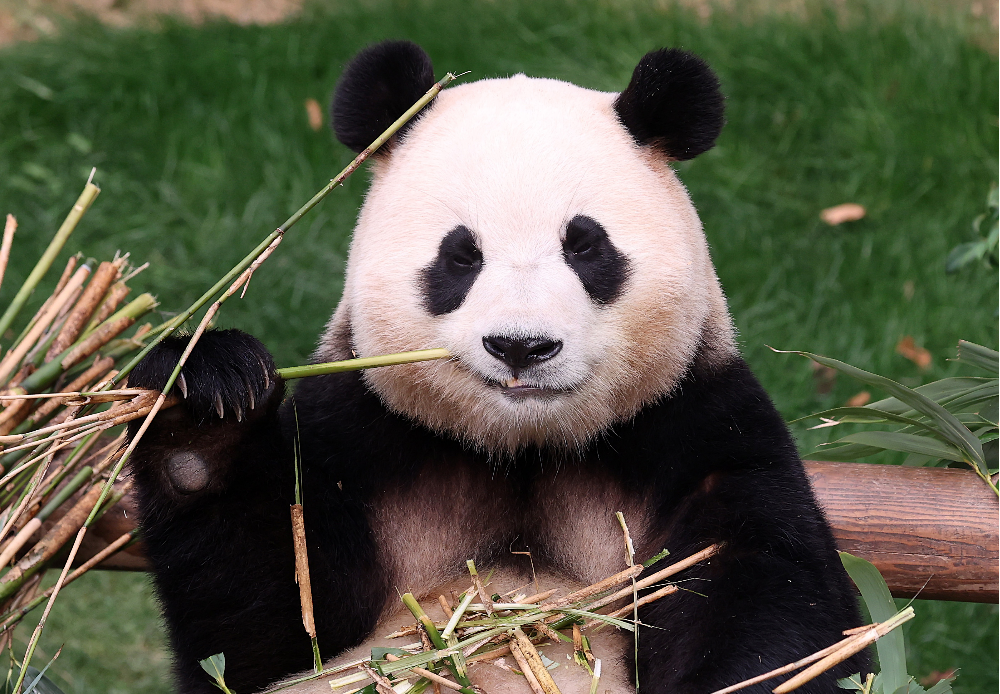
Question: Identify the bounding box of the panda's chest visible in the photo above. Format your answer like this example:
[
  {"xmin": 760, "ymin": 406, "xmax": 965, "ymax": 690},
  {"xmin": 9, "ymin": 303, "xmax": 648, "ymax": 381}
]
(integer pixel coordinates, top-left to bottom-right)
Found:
[{"xmin": 368, "ymin": 454, "xmax": 656, "ymax": 601}]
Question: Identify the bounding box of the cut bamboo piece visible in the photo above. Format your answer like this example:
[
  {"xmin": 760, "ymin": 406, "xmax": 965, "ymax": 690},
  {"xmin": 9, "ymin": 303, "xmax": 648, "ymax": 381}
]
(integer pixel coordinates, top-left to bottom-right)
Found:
[
  {"xmin": 0, "ymin": 215, "xmax": 16, "ymax": 295},
  {"xmin": 510, "ymin": 628, "xmax": 562, "ymax": 694},
  {"xmin": 85, "ymin": 282, "xmax": 130, "ymax": 333},
  {"xmin": 32, "ymin": 356, "xmax": 114, "ymax": 422},
  {"xmin": 290, "ymin": 504, "xmax": 316, "ymax": 638},
  {"xmin": 46, "ymin": 260, "xmax": 122, "ymax": 361},
  {"xmin": 0, "ymin": 263, "xmax": 91, "ymax": 385},
  {"xmin": 508, "ymin": 639, "xmax": 546, "ymax": 694},
  {"xmin": 539, "ymin": 564, "xmax": 643, "ymax": 610}
]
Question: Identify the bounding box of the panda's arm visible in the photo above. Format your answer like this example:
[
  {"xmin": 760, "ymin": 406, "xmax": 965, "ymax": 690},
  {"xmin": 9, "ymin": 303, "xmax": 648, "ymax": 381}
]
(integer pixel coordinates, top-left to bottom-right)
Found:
[
  {"xmin": 616, "ymin": 358, "xmax": 869, "ymax": 693},
  {"xmin": 125, "ymin": 330, "xmax": 317, "ymax": 692}
]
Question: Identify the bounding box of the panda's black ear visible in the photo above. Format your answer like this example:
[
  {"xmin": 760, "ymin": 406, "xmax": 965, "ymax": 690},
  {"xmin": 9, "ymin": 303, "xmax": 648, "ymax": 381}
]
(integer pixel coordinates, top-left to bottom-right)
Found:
[
  {"xmin": 332, "ymin": 41, "xmax": 435, "ymax": 153},
  {"xmin": 614, "ymin": 48, "xmax": 724, "ymax": 161}
]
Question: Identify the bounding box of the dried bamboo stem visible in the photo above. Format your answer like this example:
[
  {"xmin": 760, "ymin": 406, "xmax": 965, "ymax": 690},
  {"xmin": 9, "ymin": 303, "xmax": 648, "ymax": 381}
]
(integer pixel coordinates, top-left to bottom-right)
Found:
[
  {"xmin": 290, "ymin": 504, "xmax": 317, "ymax": 638},
  {"xmin": 539, "ymin": 564, "xmax": 643, "ymax": 610},
  {"xmin": 359, "ymin": 663, "xmax": 396, "ymax": 694},
  {"xmin": 0, "ymin": 516, "xmax": 40, "ymax": 567},
  {"xmin": 508, "ymin": 638, "xmax": 546, "ymax": 694},
  {"xmin": 85, "ymin": 282, "xmax": 130, "ymax": 333},
  {"xmin": 439, "ymin": 595, "xmax": 454, "ymax": 618},
  {"xmin": 584, "ymin": 543, "xmax": 721, "ymax": 612},
  {"xmin": 587, "ymin": 584, "xmax": 678, "ymax": 627},
  {"xmin": 0, "ymin": 215, "xmax": 16, "ymax": 295},
  {"xmin": 510, "ymin": 628, "xmax": 562, "ymax": 694},
  {"xmin": 772, "ymin": 609, "xmax": 914, "ymax": 694},
  {"xmin": 46, "ymin": 260, "xmax": 123, "ymax": 360},
  {"xmin": 385, "ymin": 653, "xmax": 468, "ymax": 693},
  {"xmin": 31, "ymin": 356, "xmax": 115, "ymax": 422},
  {"xmin": 0, "ymin": 263, "xmax": 91, "ymax": 385}
]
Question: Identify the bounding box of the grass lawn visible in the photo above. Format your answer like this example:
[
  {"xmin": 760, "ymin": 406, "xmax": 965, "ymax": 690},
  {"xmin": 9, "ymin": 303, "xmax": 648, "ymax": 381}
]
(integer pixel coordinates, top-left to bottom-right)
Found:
[{"xmin": 0, "ymin": 0, "xmax": 996, "ymax": 691}]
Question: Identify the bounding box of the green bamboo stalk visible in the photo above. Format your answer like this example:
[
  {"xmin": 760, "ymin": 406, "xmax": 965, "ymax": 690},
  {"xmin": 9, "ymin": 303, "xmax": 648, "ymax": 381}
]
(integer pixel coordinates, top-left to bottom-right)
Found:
[
  {"xmin": 401, "ymin": 592, "xmax": 475, "ymax": 692},
  {"xmin": 0, "ymin": 182, "xmax": 100, "ymax": 342},
  {"xmin": 277, "ymin": 349, "xmax": 450, "ymax": 380}
]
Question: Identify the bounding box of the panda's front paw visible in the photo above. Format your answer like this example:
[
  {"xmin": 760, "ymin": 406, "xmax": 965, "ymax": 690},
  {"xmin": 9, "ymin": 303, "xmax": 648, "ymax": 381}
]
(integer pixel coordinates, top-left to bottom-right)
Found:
[{"xmin": 128, "ymin": 329, "xmax": 283, "ymax": 424}]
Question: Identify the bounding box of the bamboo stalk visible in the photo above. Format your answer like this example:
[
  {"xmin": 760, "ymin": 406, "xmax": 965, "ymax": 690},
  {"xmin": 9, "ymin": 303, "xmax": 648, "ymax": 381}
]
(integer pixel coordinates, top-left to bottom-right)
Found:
[
  {"xmin": 510, "ymin": 627, "xmax": 562, "ymax": 694},
  {"xmin": 0, "ymin": 181, "xmax": 100, "ymax": 342},
  {"xmin": 0, "ymin": 263, "xmax": 92, "ymax": 385},
  {"xmin": 539, "ymin": 564, "xmax": 643, "ymax": 610},
  {"xmin": 508, "ymin": 638, "xmax": 546, "ymax": 694},
  {"xmin": 0, "ymin": 517, "xmax": 40, "ymax": 567},
  {"xmin": 0, "ymin": 215, "xmax": 16, "ymax": 295},
  {"xmin": 359, "ymin": 664, "xmax": 396, "ymax": 694},
  {"xmin": 384, "ymin": 653, "xmax": 469, "ymax": 693},
  {"xmin": 438, "ymin": 595, "xmax": 454, "ymax": 618},
  {"xmin": 84, "ymin": 282, "xmax": 130, "ymax": 334},
  {"xmin": 31, "ymin": 356, "xmax": 115, "ymax": 422},
  {"xmin": 772, "ymin": 609, "xmax": 914, "ymax": 694},
  {"xmin": 584, "ymin": 544, "xmax": 721, "ymax": 612},
  {"xmin": 46, "ymin": 259, "xmax": 123, "ymax": 360},
  {"xmin": 276, "ymin": 349, "xmax": 451, "ymax": 379}
]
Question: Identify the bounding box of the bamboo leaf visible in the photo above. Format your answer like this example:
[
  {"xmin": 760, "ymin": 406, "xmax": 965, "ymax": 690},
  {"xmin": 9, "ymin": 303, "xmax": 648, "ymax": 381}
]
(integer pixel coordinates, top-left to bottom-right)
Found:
[
  {"xmin": 776, "ymin": 350, "xmax": 985, "ymax": 472},
  {"xmin": 840, "ymin": 552, "xmax": 907, "ymax": 694},
  {"xmin": 867, "ymin": 378, "xmax": 990, "ymax": 415},
  {"xmin": 956, "ymin": 341, "xmax": 998, "ymax": 375},
  {"xmin": 199, "ymin": 653, "xmax": 226, "ymax": 679},
  {"xmin": 834, "ymin": 432, "xmax": 966, "ymax": 462},
  {"xmin": 794, "ymin": 407, "xmax": 950, "ymax": 438}
]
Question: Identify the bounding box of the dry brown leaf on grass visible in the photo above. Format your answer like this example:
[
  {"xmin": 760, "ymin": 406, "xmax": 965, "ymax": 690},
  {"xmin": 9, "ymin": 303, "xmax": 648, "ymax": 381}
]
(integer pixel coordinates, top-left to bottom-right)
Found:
[
  {"xmin": 895, "ymin": 336, "xmax": 932, "ymax": 370},
  {"xmin": 920, "ymin": 669, "xmax": 958, "ymax": 687},
  {"xmin": 811, "ymin": 361, "xmax": 838, "ymax": 395},
  {"xmin": 845, "ymin": 391, "xmax": 871, "ymax": 407},
  {"xmin": 820, "ymin": 203, "xmax": 866, "ymax": 226},
  {"xmin": 305, "ymin": 98, "xmax": 323, "ymax": 131}
]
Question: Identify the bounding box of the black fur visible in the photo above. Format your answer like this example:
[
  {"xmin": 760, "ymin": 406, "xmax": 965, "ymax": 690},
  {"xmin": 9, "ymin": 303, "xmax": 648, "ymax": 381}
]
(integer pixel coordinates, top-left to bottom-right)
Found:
[
  {"xmin": 420, "ymin": 225, "xmax": 484, "ymax": 315},
  {"xmin": 562, "ymin": 215, "xmax": 631, "ymax": 304},
  {"xmin": 332, "ymin": 41, "xmax": 436, "ymax": 153},
  {"xmin": 128, "ymin": 329, "xmax": 868, "ymax": 693},
  {"xmin": 614, "ymin": 48, "xmax": 725, "ymax": 160}
]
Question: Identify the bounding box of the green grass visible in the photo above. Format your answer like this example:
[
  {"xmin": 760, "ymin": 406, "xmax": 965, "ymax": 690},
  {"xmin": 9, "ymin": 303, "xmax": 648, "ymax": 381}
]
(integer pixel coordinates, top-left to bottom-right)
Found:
[{"xmin": 0, "ymin": 1, "xmax": 996, "ymax": 692}]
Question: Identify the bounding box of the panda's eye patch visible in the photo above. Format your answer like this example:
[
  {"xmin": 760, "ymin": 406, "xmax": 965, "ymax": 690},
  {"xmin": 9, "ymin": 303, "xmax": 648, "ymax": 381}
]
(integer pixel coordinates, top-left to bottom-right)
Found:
[
  {"xmin": 562, "ymin": 215, "xmax": 631, "ymax": 305},
  {"xmin": 420, "ymin": 225, "xmax": 484, "ymax": 315}
]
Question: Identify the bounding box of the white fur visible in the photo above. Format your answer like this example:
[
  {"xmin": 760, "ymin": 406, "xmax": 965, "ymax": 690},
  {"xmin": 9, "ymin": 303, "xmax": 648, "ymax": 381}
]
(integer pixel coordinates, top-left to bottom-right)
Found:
[{"xmin": 319, "ymin": 74, "xmax": 736, "ymax": 454}]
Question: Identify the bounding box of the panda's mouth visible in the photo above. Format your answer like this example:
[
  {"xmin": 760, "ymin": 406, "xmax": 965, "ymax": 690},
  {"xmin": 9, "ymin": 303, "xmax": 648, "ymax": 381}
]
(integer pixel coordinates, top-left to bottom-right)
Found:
[{"xmin": 489, "ymin": 377, "xmax": 569, "ymax": 398}]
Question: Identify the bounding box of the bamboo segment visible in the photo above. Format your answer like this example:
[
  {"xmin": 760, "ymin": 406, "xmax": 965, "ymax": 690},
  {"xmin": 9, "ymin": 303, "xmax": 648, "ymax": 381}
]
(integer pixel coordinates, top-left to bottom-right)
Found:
[
  {"xmin": 85, "ymin": 282, "xmax": 130, "ymax": 333},
  {"xmin": 0, "ymin": 517, "xmax": 40, "ymax": 568},
  {"xmin": 539, "ymin": 564, "xmax": 643, "ymax": 610},
  {"xmin": 32, "ymin": 356, "xmax": 115, "ymax": 422},
  {"xmin": 46, "ymin": 260, "xmax": 122, "ymax": 361},
  {"xmin": 0, "ymin": 263, "xmax": 91, "ymax": 385},
  {"xmin": 290, "ymin": 504, "xmax": 316, "ymax": 638},
  {"xmin": 0, "ymin": 215, "xmax": 16, "ymax": 295},
  {"xmin": 508, "ymin": 638, "xmax": 547, "ymax": 694},
  {"xmin": 510, "ymin": 628, "xmax": 563, "ymax": 694}
]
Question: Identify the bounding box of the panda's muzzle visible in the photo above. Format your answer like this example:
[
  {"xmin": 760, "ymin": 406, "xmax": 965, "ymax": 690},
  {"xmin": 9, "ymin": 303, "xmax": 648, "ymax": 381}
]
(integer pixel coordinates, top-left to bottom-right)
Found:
[{"xmin": 482, "ymin": 334, "xmax": 563, "ymax": 378}]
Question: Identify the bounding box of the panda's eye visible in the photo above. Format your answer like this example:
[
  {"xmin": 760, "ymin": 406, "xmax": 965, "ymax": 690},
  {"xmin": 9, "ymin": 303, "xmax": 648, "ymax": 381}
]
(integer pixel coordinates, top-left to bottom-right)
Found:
[
  {"xmin": 564, "ymin": 221, "xmax": 601, "ymax": 259},
  {"xmin": 562, "ymin": 215, "xmax": 632, "ymax": 305},
  {"xmin": 420, "ymin": 226, "xmax": 485, "ymax": 315},
  {"xmin": 450, "ymin": 247, "xmax": 482, "ymax": 269}
]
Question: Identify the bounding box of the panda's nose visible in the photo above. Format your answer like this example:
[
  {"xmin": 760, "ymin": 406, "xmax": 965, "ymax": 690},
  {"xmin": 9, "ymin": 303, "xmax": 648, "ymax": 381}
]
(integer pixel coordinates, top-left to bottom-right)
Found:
[{"xmin": 483, "ymin": 335, "xmax": 563, "ymax": 371}]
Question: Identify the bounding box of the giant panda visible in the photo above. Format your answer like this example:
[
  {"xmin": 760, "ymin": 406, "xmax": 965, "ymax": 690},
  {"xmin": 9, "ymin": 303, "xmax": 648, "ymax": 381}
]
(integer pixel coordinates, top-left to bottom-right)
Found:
[{"xmin": 128, "ymin": 41, "xmax": 868, "ymax": 694}]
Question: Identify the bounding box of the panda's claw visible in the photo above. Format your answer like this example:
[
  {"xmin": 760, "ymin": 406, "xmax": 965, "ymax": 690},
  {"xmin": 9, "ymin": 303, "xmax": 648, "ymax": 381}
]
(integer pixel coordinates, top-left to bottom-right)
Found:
[{"xmin": 128, "ymin": 329, "xmax": 281, "ymax": 425}]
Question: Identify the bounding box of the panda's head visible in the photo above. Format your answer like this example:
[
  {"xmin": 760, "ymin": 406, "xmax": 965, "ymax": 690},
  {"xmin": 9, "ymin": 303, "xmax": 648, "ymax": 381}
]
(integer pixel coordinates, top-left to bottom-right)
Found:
[{"xmin": 321, "ymin": 41, "xmax": 736, "ymax": 454}]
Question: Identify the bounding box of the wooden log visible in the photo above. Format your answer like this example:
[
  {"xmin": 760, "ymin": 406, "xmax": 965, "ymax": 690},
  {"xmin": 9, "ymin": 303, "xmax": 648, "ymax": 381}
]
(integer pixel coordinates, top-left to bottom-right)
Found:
[
  {"xmin": 804, "ymin": 461, "xmax": 998, "ymax": 603},
  {"xmin": 74, "ymin": 462, "xmax": 999, "ymax": 603}
]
